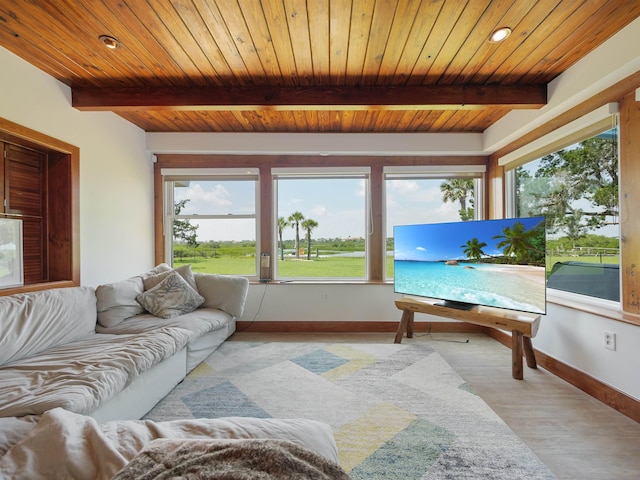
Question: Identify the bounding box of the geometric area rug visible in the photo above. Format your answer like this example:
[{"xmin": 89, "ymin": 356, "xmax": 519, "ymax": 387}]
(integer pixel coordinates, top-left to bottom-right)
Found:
[{"xmin": 144, "ymin": 341, "xmax": 556, "ymax": 480}]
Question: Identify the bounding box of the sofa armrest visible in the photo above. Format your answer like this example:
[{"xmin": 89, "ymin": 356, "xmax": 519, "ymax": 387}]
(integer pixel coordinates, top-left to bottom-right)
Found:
[{"xmin": 194, "ymin": 273, "xmax": 249, "ymax": 318}]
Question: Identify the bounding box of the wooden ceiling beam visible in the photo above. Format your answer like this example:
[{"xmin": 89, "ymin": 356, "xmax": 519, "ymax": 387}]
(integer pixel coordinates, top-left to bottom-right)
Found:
[{"xmin": 72, "ymin": 85, "xmax": 546, "ymax": 112}]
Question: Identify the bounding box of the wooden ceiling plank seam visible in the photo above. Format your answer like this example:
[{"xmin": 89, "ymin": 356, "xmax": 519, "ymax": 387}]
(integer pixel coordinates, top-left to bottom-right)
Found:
[
  {"xmin": 392, "ymin": 110, "xmax": 421, "ymax": 132},
  {"xmin": 259, "ymin": 0, "xmax": 300, "ymax": 85},
  {"xmin": 360, "ymin": 0, "xmax": 400, "ymax": 85},
  {"xmin": 0, "ymin": 27, "xmax": 83, "ymax": 86},
  {"xmin": 465, "ymin": 0, "xmax": 565, "ymax": 84},
  {"xmin": 389, "ymin": 0, "xmax": 444, "ymax": 85},
  {"xmin": 302, "ymin": 110, "xmax": 318, "ymax": 132},
  {"xmin": 437, "ymin": 0, "xmax": 523, "ymax": 86},
  {"xmin": 97, "ymin": 0, "xmax": 197, "ymax": 87},
  {"xmin": 193, "ymin": 0, "xmax": 257, "ymax": 85},
  {"xmin": 345, "ymin": 0, "xmax": 376, "ymax": 86},
  {"xmin": 407, "ymin": 109, "xmax": 438, "ymax": 132},
  {"xmin": 88, "ymin": 0, "xmax": 183, "ymax": 87},
  {"xmin": 500, "ymin": 0, "xmax": 601, "ymax": 83},
  {"xmin": 524, "ymin": 0, "xmax": 640, "ymax": 85},
  {"xmin": 481, "ymin": 0, "xmax": 588, "ymax": 84},
  {"xmin": 203, "ymin": 111, "xmax": 234, "ymax": 132},
  {"xmin": 22, "ymin": 0, "xmax": 138, "ymax": 84},
  {"xmin": 0, "ymin": 1, "xmax": 119, "ymax": 87},
  {"xmin": 282, "ymin": 0, "xmax": 315, "ymax": 86},
  {"xmin": 211, "ymin": 111, "xmax": 247, "ymax": 132},
  {"xmin": 42, "ymin": 0, "xmax": 150, "ymax": 87},
  {"xmin": 290, "ymin": 110, "xmax": 309, "ymax": 132},
  {"xmin": 171, "ymin": 0, "xmax": 238, "ymax": 82},
  {"xmin": 237, "ymin": 0, "xmax": 287, "ymax": 85},
  {"xmin": 60, "ymin": 0, "xmax": 182, "ymax": 87},
  {"xmin": 405, "ymin": 0, "xmax": 470, "ymax": 85},
  {"xmin": 327, "ymin": 110, "xmax": 341, "ymax": 132},
  {"xmin": 448, "ymin": 0, "xmax": 538, "ymax": 86},
  {"xmin": 147, "ymin": 0, "xmax": 227, "ymax": 85},
  {"xmin": 374, "ymin": 0, "xmax": 424, "ymax": 85},
  {"xmin": 184, "ymin": 110, "xmax": 219, "ymax": 131},
  {"xmin": 118, "ymin": 0, "xmax": 213, "ymax": 86},
  {"xmin": 337, "ymin": 109, "xmax": 354, "ymax": 132},
  {"xmin": 306, "ymin": 0, "xmax": 330, "ymax": 85},
  {"xmin": 420, "ymin": 0, "xmax": 492, "ymax": 85},
  {"xmin": 328, "ymin": 0, "xmax": 353, "ymax": 85},
  {"xmin": 212, "ymin": 0, "xmax": 270, "ymax": 85}
]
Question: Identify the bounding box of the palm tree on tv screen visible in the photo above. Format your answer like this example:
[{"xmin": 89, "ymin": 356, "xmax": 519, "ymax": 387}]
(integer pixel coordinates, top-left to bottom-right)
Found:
[
  {"xmin": 461, "ymin": 237, "xmax": 487, "ymax": 260},
  {"xmin": 493, "ymin": 222, "xmax": 542, "ymax": 264}
]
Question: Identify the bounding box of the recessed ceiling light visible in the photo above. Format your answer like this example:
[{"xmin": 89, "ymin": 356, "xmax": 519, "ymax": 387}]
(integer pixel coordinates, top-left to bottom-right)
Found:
[
  {"xmin": 490, "ymin": 27, "xmax": 512, "ymax": 43},
  {"xmin": 99, "ymin": 35, "xmax": 121, "ymax": 49}
]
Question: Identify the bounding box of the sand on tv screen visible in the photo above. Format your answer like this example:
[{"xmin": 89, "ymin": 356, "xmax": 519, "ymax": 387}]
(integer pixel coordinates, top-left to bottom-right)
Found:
[{"xmin": 393, "ymin": 216, "xmax": 546, "ymax": 315}]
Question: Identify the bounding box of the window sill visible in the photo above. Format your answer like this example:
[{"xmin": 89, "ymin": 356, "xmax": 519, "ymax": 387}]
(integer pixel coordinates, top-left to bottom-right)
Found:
[{"xmin": 547, "ymin": 289, "xmax": 640, "ymax": 326}]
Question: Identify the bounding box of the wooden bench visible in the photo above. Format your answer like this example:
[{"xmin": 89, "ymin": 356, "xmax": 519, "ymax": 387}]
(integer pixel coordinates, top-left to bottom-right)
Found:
[{"xmin": 394, "ymin": 296, "xmax": 541, "ymax": 380}]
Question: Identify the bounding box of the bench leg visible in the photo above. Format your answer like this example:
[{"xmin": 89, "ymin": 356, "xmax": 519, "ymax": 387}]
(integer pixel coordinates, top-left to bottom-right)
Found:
[
  {"xmin": 394, "ymin": 310, "xmax": 414, "ymax": 344},
  {"xmin": 523, "ymin": 336, "xmax": 537, "ymax": 369},
  {"xmin": 511, "ymin": 330, "xmax": 524, "ymax": 380}
]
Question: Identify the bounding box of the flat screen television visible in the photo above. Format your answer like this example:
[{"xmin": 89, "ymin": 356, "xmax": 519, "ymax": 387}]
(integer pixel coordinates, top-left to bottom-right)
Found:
[{"xmin": 393, "ymin": 216, "xmax": 546, "ymax": 315}]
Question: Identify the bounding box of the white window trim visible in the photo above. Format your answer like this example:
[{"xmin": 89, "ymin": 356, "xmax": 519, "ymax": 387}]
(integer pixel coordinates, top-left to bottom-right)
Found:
[{"xmin": 162, "ymin": 173, "xmax": 260, "ymax": 278}]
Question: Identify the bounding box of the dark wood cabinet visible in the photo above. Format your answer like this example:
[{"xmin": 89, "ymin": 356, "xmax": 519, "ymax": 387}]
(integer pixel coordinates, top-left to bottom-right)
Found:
[{"xmin": 0, "ymin": 118, "xmax": 79, "ymax": 293}]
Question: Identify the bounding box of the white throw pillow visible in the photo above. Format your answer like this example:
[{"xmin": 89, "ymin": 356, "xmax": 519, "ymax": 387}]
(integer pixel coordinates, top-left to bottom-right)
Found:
[
  {"xmin": 195, "ymin": 273, "xmax": 249, "ymax": 318},
  {"xmin": 143, "ymin": 264, "xmax": 197, "ymax": 292},
  {"xmin": 136, "ymin": 271, "xmax": 205, "ymax": 319},
  {"xmin": 96, "ymin": 276, "xmax": 145, "ymax": 327}
]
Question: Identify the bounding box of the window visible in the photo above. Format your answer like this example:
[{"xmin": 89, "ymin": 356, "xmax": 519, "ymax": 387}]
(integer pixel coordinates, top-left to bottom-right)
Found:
[
  {"xmin": 163, "ymin": 170, "xmax": 258, "ymax": 277},
  {"xmin": 507, "ymin": 124, "xmax": 619, "ymax": 302},
  {"xmin": 273, "ymin": 168, "xmax": 369, "ymax": 280},
  {"xmin": 384, "ymin": 167, "xmax": 485, "ymax": 279}
]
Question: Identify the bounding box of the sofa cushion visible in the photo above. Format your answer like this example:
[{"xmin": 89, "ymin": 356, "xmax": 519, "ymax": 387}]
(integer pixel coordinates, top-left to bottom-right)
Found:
[
  {"xmin": 142, "ymin": 264, "xmax": 197, "ymax": 292},
  {"xmin": 96, "ymin": 276, "xmax": 145, "ymax": 328},
  {"xmin": 136, "ymin": 272, "xmax": 205, "ymax": 319},
  {"xmin": 195, "ymin": 273, "xmax": 249, "ymax": 318},
  {"xmin": 96, "ymin": 264, "xmax": 173, "ymax": 328},
  {"xmin": 0, "ymin": 286, "xmax": 97, "ymax": 366}
]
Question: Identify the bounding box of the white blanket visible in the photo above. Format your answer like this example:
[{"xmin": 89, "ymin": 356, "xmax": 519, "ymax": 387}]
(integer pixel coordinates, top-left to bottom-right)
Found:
[
  {"xmin": 0, "ymin": 408, "xmax": 339, "ymax": 480},
  {"xmin": 0, "ymin": 328, "xmax": 190, "ymax": 417}
]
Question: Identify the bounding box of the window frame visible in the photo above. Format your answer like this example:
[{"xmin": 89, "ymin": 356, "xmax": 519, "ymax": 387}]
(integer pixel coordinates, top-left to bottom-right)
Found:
[
  {"xmin": 161, "ymin": 168, "xmax": 260, "ymax": 279},
  {"xmin": 502, "ymin": 108, "xmax": 620, "ymax": 307},
  {"xmin": 272, "ymin": 166, "xmax": 371, "ymax": 281},
  {"xmin": 383, "ymin": 166, "xmax": 486, "ymax": 280}
]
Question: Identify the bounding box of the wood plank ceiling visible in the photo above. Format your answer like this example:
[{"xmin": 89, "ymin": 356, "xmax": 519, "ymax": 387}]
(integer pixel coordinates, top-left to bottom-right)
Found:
[{"xmin": 1, "ymin": 1, "xmax": 639, "ymax": 133}]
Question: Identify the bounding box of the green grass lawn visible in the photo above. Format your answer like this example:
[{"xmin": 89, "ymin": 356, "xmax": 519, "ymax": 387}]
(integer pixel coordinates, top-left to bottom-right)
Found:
[{"xmin": 176, "ymin": 254, "xmax": 617, "ymax": 279}]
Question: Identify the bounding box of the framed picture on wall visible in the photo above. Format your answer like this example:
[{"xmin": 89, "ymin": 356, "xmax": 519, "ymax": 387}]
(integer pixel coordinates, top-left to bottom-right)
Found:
[{"xmin": 0, "ymin": 218, "xmax": 23, "ymax": 288}]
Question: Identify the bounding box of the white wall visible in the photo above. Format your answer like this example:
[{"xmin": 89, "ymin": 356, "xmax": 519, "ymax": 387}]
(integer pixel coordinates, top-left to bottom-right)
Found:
[{"xmin": 0, "ymin": 47, "xmax": 154, "ymax": 286}]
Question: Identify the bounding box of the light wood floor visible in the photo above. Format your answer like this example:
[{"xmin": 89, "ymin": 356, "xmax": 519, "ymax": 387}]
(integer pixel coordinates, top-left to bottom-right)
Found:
[{"xmin": 230, "ymin": 331, "xmax": 640, "ymax": 480}]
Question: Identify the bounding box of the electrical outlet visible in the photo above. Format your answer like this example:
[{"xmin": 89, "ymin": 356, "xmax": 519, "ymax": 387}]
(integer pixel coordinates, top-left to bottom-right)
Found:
[{"xmin": 604, "ymin": 331, "xmax": 616, "ymax": 351}]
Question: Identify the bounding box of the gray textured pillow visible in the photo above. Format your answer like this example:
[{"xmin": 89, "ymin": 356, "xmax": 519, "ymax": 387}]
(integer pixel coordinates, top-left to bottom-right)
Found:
[
  {"xmin": 143, "ymin": 264, "xmax": 197, "ymax": 292},
  {"xmin": 136, "ymin": 271, "xmax": 204, "ymax": 319}
]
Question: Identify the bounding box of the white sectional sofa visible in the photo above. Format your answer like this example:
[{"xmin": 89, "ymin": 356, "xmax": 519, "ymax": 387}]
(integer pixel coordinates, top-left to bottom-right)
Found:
[
  {"xmin": 0, "ymin": 264, "xmax": 248, "ymax": 422},
  {"xmin": 0, "ymin": 264, "xmax": 346, "ymax": 478}
]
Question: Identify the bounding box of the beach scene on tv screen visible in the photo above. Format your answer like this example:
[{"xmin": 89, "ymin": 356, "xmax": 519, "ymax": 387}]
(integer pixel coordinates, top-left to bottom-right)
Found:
[{"xmin": 394, "ymin": 217, "xmax": 546, "ymax": 314}]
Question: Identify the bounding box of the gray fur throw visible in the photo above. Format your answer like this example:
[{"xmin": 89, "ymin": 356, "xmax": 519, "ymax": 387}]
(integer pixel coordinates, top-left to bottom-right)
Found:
[{"xmin": 112, "ymin": 438, "xmax": 351, "ymax": 480}]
